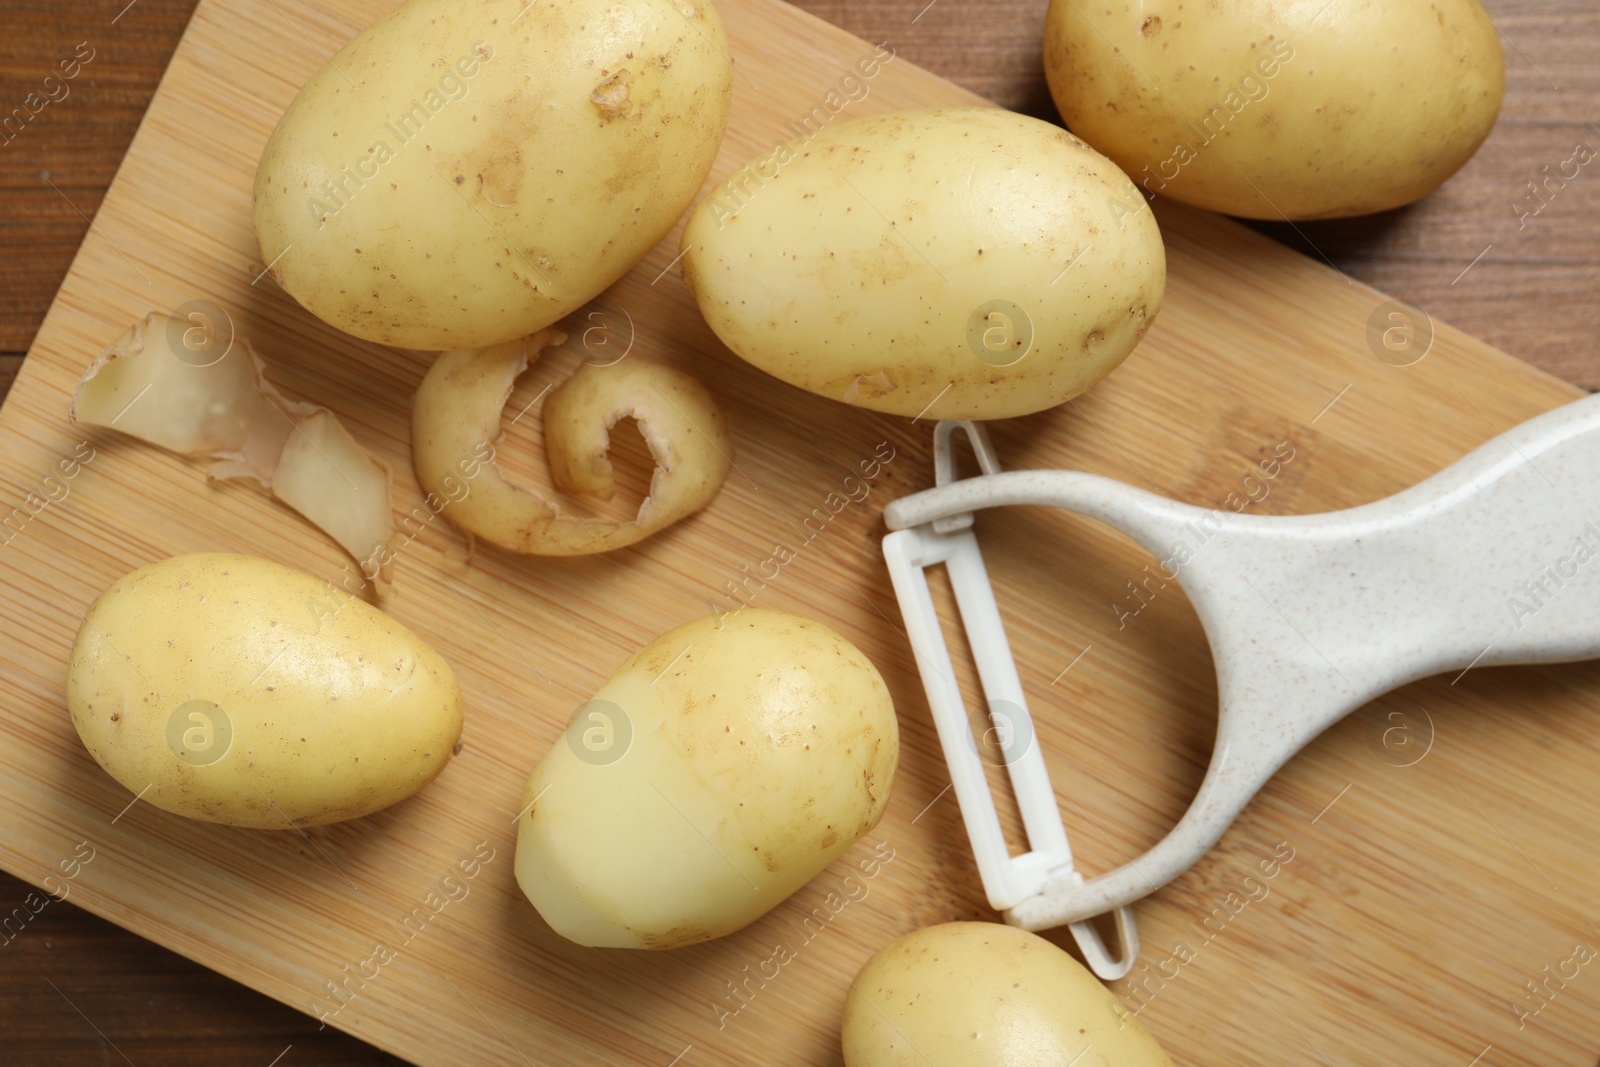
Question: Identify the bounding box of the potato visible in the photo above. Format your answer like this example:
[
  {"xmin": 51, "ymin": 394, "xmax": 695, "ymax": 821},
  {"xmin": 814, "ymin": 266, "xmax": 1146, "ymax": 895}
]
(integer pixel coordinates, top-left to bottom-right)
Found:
[
  {"xmin": 515, "ymin": 609, "xmax": 898, "ymax": 949},
  {"xmin": 67, "ymin": 554, "xmax": 463, "ymax": 828},
  {"xmin": 843, "ymin": 923, "xmax": 1173, "ymax": 1067},
  {"xmin": 253, "ymin": 0, "xmax": 732, "ymax": 350},
  {"xmin": 681, "ymin": 108, "xmax": 1165, "ymax": 421},
  {"xmin": 1043, "ymin": 0, "xmax": 1504, "ymax": 219}
]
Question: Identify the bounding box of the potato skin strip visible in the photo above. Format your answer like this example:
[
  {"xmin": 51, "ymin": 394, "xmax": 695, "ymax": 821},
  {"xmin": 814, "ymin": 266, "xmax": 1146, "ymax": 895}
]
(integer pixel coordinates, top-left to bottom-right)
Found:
[
  {"xmin": 411, "ymin": 330, "xmax": 733, "ymax": 556},
  {"xmin": 70, "ymin": 313, "xmax": 396, "ymax": 584}
]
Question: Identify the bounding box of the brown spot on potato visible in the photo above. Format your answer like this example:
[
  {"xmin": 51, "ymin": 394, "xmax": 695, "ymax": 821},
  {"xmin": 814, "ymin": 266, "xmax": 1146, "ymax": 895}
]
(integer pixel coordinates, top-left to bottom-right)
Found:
[{"xmin": 591, "ymin": 69, "xmax": 635, "ymax": 122}]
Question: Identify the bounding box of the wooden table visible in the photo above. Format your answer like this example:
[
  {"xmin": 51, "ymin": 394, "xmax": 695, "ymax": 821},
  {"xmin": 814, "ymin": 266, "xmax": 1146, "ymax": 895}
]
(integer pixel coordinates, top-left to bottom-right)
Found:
[{"xmin": 0, "ymin": 0, "xmax": 1594, "ymax": 1062}]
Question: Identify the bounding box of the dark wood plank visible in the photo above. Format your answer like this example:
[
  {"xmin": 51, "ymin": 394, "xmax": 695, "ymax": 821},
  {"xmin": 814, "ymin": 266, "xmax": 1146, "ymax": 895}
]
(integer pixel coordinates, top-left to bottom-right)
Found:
[
  {"xmin": 0, "ymin": 0, "xmax": 1594, "ymax": 1064},
  {"xmin": 0, "ymin": 0, "xmax": 204, "ymax": 354},
  {"xmin": 0, "ymin": 868, "xmax": 401, "ymax": 1064}
]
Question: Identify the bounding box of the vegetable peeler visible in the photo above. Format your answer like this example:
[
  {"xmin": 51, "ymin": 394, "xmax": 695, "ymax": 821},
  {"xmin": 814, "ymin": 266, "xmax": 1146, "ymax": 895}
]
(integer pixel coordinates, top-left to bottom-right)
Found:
[{"xmin": 881, "ymin": 396, "xmax": 1600, "ymax": 980}]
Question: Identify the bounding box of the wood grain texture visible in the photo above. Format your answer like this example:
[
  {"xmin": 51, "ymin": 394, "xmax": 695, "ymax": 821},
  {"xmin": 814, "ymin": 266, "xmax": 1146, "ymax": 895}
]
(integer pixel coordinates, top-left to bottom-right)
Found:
[{"xmin": 2, "ymin": 3, "xmax": 1600, "ymax": 1067}]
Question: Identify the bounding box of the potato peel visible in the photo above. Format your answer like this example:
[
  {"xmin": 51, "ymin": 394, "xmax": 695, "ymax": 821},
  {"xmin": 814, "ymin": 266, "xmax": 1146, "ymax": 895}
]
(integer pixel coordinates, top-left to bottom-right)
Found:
[
  {"xmin": 70, "ymin": 313, "xmax": 396, "ymax": 584},
  {"xmin": 412, "ymin": 330, "xmax": 733, "ymax": 556}
]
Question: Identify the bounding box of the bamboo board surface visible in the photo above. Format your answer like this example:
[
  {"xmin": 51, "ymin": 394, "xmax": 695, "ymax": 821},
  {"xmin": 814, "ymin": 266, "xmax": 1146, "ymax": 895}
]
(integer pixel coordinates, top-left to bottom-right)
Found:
[{"xmin": 2, "ymin": 0, "xmax": 1599, "ymax": 1064}]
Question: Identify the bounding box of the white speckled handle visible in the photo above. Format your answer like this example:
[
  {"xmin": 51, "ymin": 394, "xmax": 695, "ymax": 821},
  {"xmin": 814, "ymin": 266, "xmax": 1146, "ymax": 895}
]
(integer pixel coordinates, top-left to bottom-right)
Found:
[{"xmin": 884, "ymin": 392, "xmax": 1600, "ymax": 927}]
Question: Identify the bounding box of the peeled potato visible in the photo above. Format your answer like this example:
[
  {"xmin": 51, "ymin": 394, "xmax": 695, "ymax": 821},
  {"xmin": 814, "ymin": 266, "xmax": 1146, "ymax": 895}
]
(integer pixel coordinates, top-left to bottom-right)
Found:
[{"xmin": 515, "ymin": 609, "xmax": 898, "ymax": 948}]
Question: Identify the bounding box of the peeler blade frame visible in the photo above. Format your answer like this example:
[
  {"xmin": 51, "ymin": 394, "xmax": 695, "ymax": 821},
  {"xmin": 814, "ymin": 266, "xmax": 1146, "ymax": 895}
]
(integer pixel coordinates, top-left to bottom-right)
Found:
[{"xmin": 881, "ymin": 421, "xmax": 1138, "ymax": 980}]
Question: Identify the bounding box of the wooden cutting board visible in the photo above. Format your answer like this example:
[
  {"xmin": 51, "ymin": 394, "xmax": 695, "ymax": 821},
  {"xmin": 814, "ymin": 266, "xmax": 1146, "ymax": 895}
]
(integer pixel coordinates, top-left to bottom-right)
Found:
[{"xmin": 3, "ymin": 0, "xmax": 1599, "ymax": 1064}]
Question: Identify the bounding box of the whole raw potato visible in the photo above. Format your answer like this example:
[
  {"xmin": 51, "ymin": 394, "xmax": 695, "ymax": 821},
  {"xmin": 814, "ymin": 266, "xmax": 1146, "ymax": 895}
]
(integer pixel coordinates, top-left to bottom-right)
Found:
[
  {"xmin": 67, "ymin": 554, "xmax": 463, "ymax": 828},
  {"xmin": 254, "ymin": 0, "xmax": 732, "ymax": 350},
  {"xmin": 681, "ymin": 108, "xmax": 1166, "ymax": 421},
  {"xmin": 843, "ymin": 923, "xmax": 1173, "ymax": 1067},
  {"xmin": 1043, "ymin": 0, "xmax": 1504, "ymax": 219},
  {"xmin": 515, "ymin": 609, "xmax": 899, "ymax": 949}
]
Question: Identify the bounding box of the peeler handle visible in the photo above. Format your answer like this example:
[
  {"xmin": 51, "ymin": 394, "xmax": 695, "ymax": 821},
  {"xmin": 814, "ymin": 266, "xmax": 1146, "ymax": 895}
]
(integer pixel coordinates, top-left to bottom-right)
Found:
[{"xmin": 887, "ymin": 393, "xmax": 1600, "ymax": 926}]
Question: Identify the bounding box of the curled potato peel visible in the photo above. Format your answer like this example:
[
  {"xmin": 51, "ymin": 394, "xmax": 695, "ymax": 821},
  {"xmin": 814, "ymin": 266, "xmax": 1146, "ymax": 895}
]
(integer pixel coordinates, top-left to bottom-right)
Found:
[{"xmin": 411, "ymin": 330, "xmax": 733, "ymax": 555}]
